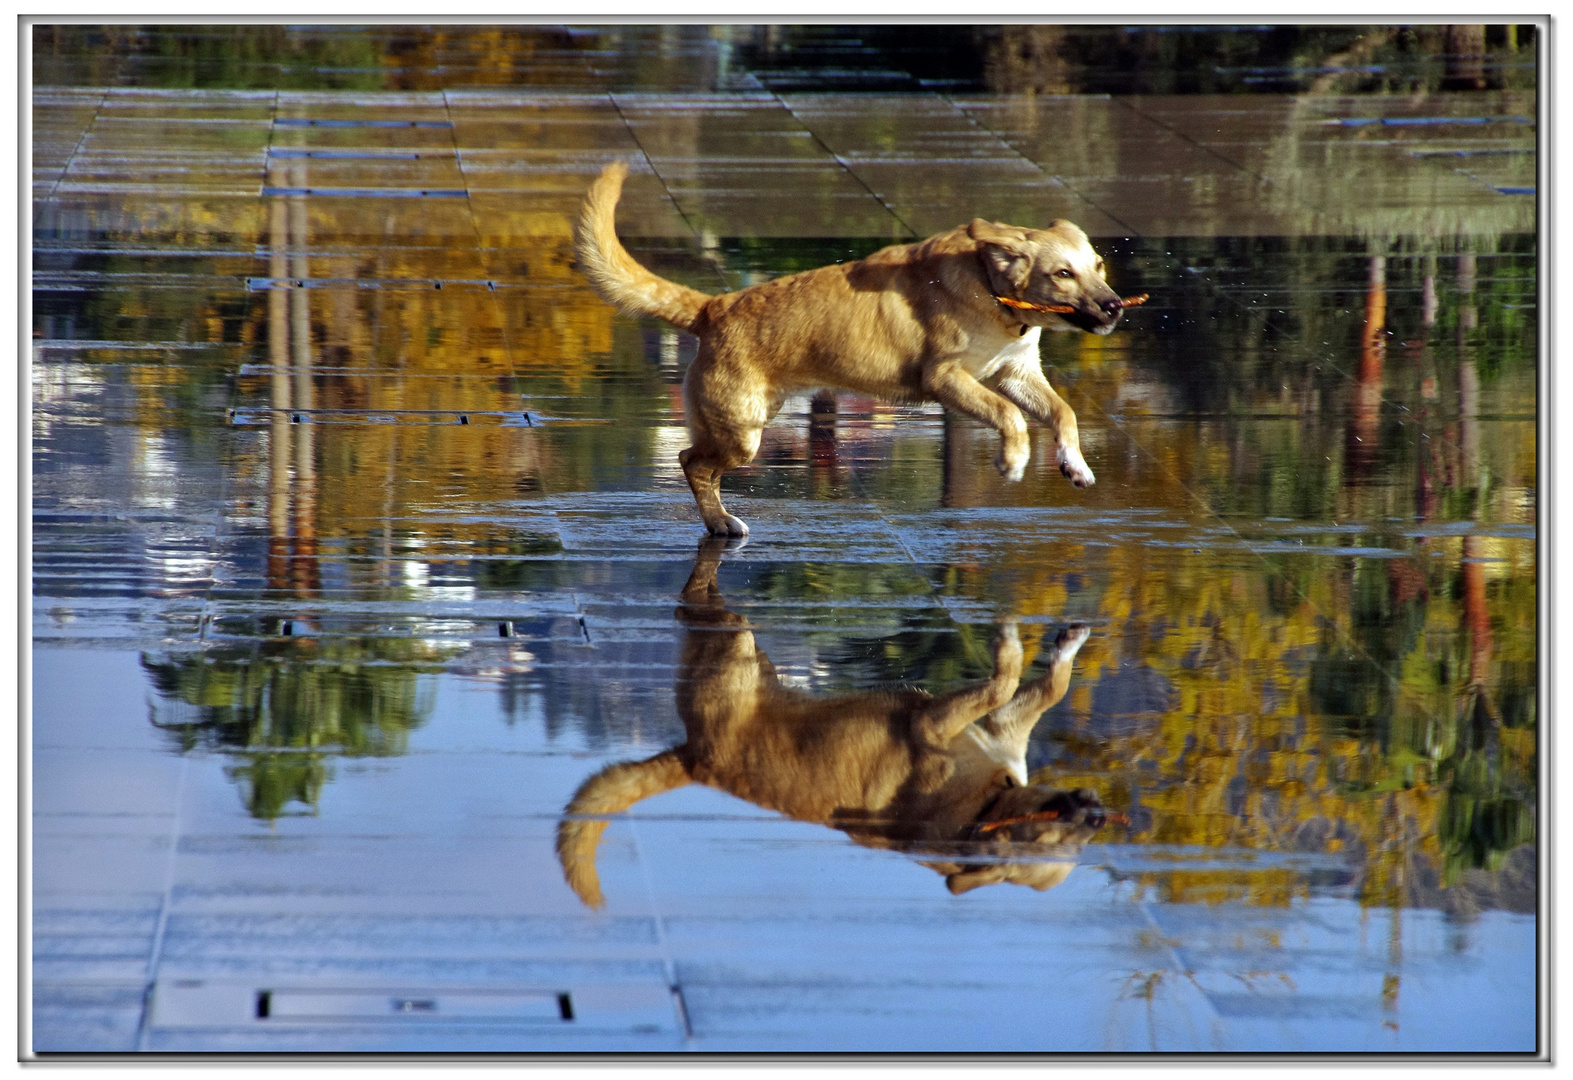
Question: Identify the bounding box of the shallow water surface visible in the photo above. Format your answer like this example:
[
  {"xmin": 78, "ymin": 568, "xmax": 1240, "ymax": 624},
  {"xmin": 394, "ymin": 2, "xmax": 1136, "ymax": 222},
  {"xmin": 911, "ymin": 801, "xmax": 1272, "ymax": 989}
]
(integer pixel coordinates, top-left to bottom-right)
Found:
[{"xmin": 32, "ymin": 25, "xmax": 1538, "ymax": 1054}]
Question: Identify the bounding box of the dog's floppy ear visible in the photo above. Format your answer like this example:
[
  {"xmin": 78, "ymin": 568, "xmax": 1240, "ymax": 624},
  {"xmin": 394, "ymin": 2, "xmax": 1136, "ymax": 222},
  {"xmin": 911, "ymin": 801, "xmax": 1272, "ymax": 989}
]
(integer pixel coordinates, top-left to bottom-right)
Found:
[
  {"xmin": 946, "ymin": 865, "xmax": 1008, "ymax": 895},
  {"xmin": 967, "ymin": 218, "xmax": 1025, "ymax": 246},
  {"xmin": 968, "ymin": 219, "xmax": 1032, "ymax": 293}
]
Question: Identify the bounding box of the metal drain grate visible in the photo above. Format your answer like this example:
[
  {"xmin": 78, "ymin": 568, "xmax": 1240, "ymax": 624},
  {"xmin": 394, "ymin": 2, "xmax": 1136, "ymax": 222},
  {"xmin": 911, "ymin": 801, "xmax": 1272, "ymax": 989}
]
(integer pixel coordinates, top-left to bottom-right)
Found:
[
  {"xmin": 259, "ymin": 187, "xmax": 468, "ymax": 198},
  {"xmin": 149, "ymin": 978, "xmax": 680, "ymax": 1033},
  {"xmin": 273, "ymin": 118, "xmax": 453, "ymax": 129},
  {"xmin": 226, "ymin": 408, "xmax": 528, "ymax": 427},
  {"xmin": 243, "ymin": 277, "xmax": 509, "ymax": 291},
  {"xmin": 255, "ymin": 988, "xmax": 569, "ymax": 1023}
]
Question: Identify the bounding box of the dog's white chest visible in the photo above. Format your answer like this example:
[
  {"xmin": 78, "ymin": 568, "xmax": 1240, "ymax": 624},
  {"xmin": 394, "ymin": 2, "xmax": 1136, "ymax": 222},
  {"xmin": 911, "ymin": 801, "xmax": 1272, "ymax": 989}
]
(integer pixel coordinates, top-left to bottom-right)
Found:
[
  {"xmin": 965, "ymin": 725, "xmax": 1030, "ymax": 787},
  {"xmin": 962, "ymin": 327, "xmax": 1041, "ymax": 381}
]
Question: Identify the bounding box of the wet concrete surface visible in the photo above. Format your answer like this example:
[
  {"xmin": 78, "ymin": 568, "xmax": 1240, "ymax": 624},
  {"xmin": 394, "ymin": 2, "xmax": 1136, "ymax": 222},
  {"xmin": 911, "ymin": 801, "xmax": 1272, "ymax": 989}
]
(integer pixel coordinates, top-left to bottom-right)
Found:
[{"xmin": 31, "ymin": 26, "xmax": 1537, "ymax": 1054}]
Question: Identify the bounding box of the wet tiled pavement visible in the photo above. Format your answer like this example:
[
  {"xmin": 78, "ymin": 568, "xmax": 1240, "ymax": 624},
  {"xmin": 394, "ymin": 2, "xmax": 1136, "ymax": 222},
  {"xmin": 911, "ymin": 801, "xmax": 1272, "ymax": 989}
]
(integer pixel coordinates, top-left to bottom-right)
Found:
[{"xmin": 31, "ymin": 26, "xmax": 1538, "ymax": 1054}]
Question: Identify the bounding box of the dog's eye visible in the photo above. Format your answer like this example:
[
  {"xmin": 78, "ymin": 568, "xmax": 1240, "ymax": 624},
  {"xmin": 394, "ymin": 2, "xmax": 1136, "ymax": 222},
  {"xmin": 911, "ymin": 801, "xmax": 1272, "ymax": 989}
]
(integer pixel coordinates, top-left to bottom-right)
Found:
[{"xmin": 1055, "ymin": 269, "xmax": 1074, "ymax": 279}]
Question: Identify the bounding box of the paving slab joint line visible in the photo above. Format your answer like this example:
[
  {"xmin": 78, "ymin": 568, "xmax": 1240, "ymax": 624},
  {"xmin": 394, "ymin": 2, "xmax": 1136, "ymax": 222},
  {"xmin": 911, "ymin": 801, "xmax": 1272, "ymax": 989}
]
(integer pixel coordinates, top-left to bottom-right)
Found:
[
  {"xmin": 440, "ymin": 88, "xmax": 487, "ymax": 249},
  {"xmin": 1115, "ymin": 96, "xmax": 1272, "ymax": 186},
  {"xmin": 626, "ymin": 817, "xmax": 693, "ymax": 1042},
  {"xmin": 771, "ymin": 92, "xmax": 919, "ymax": 242},
  {"xmin": 38, "ymin": 88, "xmax": 109, "ymax": 204},
  {"xmin": 132, "ymin": 753, "xmax": 190, "ymax": 1051},
  {"xmin": 606, "ymin": 92, "xmax": 731, "ymax": 294},
  {"xmin": 938, "ymin": 91, "xmax": 1139, "ymax": 239}
]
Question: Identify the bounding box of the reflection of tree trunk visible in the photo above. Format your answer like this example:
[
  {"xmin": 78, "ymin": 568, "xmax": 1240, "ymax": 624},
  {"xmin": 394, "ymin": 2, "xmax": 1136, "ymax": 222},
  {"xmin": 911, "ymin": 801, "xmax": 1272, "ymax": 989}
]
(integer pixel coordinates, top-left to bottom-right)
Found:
[
  {"xmin": 941, "ymin": 411, "xmax": 981, "ymax": 509},
  {"xmin": 1456, "ymin": 252, "xmax": 1478, "ymax": 340},
  {"xmin": 1455, "ymin": 255, "xmax": 1495, "ymax": 716},
  {"xmin": 1457, "ymin": 355, "xmax": 1492, "ymax": 690},
  {"xmin": 1412, "ymin": 254, "xmax": 1439, "ymax": 521},
  {"xmin": 1347, "ymin": 255, "xmax": 1385, "ymax": 479},
  {"xmin": 287, "ymin": 159, "xmax": 318, "ymax": 598},
  {"xmin": 1458, "ymin": 358, "xmax": 1480, "ymax": 490},
  {"xmin": 1416, "ymin": 424, "xmax": 1438, "ymax": 521},
  {"xmin": 289, "ymin": 160, "xmax": 316, "ymax": 465},
  {"xmin": 1442, "ymin": 25, "xmax": 1488, "ymax": 91},
  {"xmin": 809, "ymin": 389, "xmax": 841, "ymax": 490},
  {"xmin": 267, "ymin": 164, "xmax": 292, "ymax": 592},
  {"xmin": 1462, "ymin": 536, "xmax": 1493, "ymax": 686}
]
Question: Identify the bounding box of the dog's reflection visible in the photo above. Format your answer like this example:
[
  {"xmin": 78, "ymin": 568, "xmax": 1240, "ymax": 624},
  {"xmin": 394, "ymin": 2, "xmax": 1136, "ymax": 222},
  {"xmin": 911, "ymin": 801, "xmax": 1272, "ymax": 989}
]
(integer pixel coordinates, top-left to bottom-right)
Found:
[{"xmin": 556, "ymin": 540, "xmax": 1103, "ymax": 908}]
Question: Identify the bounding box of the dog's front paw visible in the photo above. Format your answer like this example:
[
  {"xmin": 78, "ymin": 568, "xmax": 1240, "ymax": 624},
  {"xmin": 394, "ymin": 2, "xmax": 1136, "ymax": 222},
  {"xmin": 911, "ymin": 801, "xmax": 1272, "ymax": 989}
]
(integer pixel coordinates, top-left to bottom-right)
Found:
[
  {"xmin": 1057, "ymin": 444, "xmax": 1095, "ymax": 488},
  {"xmin": 996, "ymin": 444, "xmax": 1029, "ymax": 482},
  {"xmin": 993, "ymin": 620, "xmax": 1023, "ymax": 671},
  {"xmin": 1051, "ymin": 623, "xmax": 1090, "ymax": 663}
]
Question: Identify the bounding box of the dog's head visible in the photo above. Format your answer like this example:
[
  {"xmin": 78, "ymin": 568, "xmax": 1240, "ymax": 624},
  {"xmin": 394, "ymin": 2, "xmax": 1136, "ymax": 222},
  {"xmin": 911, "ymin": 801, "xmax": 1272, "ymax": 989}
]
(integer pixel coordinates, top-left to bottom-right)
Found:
[
  {"xmin": 969, "ymin": 218, "xmax": 1123, "ymax": 335},
  {"xmin": 921, "ymin": 785, "xmax": 1110, "ymax": 895},
  {"xmin": 972, "ymin": 783, "xmax": 1110, "ymax": 844}
]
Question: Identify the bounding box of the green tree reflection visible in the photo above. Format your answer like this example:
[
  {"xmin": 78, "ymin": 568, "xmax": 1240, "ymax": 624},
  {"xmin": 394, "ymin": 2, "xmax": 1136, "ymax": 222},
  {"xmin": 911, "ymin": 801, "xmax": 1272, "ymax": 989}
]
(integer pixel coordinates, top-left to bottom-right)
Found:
[{"xmin": 141, "ymin": 636, "xmax": 450, "ymax": 819}]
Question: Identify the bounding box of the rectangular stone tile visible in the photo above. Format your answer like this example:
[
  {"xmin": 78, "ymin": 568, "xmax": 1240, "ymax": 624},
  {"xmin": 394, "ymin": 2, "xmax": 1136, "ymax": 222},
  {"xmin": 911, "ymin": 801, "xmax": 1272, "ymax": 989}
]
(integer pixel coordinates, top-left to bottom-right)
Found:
[
  {"xmin": 79, "ymin": 116, "xmax": 274, "ymax": 153},
  {"xmin": 32, "ymin": 833, "xmax": 176, "ymax": 904},
  {"xmin": 274, "ymin": 91, "xmax": 450, "ymax": 121},
  {"xmin": 33, "ymin": 195, "xmax": 265, "ymax": 248},
  {"xmin": 611, "ymin": 91, "xmax": 900, "ymax": 238},
  {"xmin": 32, "ymin": 906, "xmax": 160, "ymax": 991},
  {"xmin": 262, "ymin": 156, "xmax": 466, "ymax": 191},
  {"xmin": 624, "ymin": 794, "xmax": 1117, "ymax": 915},
  {"xmin": 161, "ymin": 833, "xmax": 626, "ymax": 921},
  {"xmin": 34, "ymin": 648, "xmax": 180, "ymax": 753},
  {"xmin": 31, "ymin": 983, "xmax": 148, "ymax": 1053},
  {"xmin": 32, "ymin": 748, "xmax": 188, "ymax": 818},
  {"xmin": 468, "ymin": 183, "xmax": 691, "ymax": 240},
  {"xmin": 141, "ymin": 1024, "xmax": 685, "ymax": 1052},
  {"xmin": 784, "ymin": 93, "xmax": 1129, "ymax": 237},
  {"xmin": 679, "ymin": 970, "xmax": 1210, "ymax": 1052}
]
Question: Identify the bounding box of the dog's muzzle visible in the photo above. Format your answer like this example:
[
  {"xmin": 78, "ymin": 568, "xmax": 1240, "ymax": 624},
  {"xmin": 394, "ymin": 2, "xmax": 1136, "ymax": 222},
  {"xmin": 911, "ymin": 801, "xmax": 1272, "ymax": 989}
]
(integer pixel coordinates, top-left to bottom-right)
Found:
[
  {"xmin": 1044, "ymin": 787, "xmax": 1107, "ymax": 827},
  {"xmin": 1068, "ymin": 302, "xmax": 1122, "ymax": 336}
]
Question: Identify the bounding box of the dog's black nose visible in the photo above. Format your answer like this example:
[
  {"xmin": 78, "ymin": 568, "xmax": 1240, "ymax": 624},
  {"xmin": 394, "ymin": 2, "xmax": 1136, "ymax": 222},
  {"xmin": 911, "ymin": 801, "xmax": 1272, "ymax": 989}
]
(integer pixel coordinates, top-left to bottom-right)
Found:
[{"xmin": 1100, "ymin": 298, "xmax": 1124, "ymax": 317}]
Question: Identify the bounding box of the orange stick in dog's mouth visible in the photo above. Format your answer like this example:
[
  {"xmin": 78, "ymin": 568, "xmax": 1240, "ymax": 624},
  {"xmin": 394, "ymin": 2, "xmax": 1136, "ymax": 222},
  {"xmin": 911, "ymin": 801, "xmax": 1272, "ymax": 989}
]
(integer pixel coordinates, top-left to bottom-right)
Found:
[
  {"xmin": 973, "ymin": 809, "xmax": 1131, "ymax": 835},
  {"xmin": 996, "ymin": 293, "xmax": 1149, "ymax": 314}
]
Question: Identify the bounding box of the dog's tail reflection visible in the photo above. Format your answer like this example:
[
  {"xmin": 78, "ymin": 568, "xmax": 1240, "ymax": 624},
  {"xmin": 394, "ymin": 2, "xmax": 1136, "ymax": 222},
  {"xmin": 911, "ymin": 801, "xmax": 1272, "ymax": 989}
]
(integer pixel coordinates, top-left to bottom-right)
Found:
[{"xmin": 557, "ymin": 750, "xmax": 690, "ymax": 910}]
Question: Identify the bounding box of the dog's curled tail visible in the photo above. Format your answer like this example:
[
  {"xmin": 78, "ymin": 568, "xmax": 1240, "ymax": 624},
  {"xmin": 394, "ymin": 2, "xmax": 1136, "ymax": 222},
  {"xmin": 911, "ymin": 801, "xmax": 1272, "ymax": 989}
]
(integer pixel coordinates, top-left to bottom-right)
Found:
[
  {"xmin": 574, "ymin": 160, "xmax": 711, "ymax": 331},
  {"xmin": 555, "ymin": 749, "xmax": 690, "ymax": 909}
]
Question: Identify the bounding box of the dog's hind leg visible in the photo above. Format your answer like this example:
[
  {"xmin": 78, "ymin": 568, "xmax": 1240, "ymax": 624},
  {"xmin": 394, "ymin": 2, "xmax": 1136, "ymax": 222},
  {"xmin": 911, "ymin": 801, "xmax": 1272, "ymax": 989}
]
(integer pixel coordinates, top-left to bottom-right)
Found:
[
  {"xmin": 923, "ymin": 364, "xmax": 1032, "ymax": 481},
  {"xmin": 992, "ymin": 363, "xmax": 1095, "ymax": 488},
  {"xmin": 679, "ymin": 417, "xmax": 764, "ymax": 537},
  {"xmin": 680, "ymin": 354, "xmax": 773, "ymax": 536}
]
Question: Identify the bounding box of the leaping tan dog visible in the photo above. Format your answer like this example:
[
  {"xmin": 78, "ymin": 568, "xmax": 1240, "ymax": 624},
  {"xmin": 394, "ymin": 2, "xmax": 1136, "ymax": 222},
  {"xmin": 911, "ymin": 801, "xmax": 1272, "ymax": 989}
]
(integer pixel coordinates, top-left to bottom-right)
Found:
[
  {"xmin": 575, "ymin": 160, "xmax": 1135, "ymax": 537},
  {"xmin": 555, "ymin": 539, "xmax": 1106, "ymax": 908}
]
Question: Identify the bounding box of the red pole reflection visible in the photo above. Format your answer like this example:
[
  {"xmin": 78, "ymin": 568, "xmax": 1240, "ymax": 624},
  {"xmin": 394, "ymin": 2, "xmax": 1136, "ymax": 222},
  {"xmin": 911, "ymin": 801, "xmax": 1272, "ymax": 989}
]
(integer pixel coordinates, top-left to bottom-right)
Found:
[{"xmin": 1346, "ymin": 255, "xmax": 1386, "ymax": 479}]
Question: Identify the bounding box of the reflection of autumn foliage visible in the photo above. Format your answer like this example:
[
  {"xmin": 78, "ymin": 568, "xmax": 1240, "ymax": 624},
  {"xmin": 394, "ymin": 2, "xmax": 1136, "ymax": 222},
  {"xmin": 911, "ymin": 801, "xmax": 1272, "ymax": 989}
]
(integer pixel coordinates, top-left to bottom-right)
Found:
[
  {"xmin": 1027, "ymin": 536, "xmax": 1533, "ymax": 908},
  {"xmin": 222, "ymin": 204, "xmax": 642, "ymax": 542}
]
